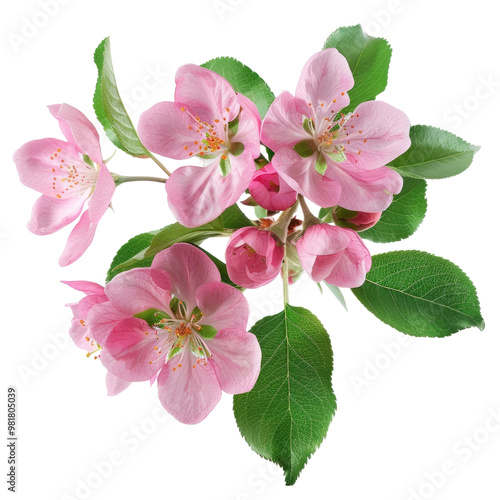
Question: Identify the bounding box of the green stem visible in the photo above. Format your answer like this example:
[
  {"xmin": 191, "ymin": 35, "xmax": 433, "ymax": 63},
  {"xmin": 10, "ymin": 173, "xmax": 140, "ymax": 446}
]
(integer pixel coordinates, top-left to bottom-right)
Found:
[
  {"xmin": 148, "ymin": 153, "xmax": 172, "ymax": 176},
  {"xmin": 114, "ymin": 175, "xmax": 167, "ymax": 186},
  {"xmin": 297, "ymin": 194, "xmax": 321, "ymax": 230},
  {"xmin": 282, "ymin": 250, "xmax": 290, "ymax": 306}
]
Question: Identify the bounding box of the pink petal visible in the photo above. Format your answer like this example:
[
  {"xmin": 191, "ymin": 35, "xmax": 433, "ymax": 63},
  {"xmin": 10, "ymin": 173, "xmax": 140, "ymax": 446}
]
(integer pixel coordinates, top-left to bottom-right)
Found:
[
  {"xmin": 335, "ymin": 101, "xmax": 411, "ymax": 169},
  {"xmin": 58, "ymin": 210, "xmax": 97, "ymax": 267},
  {"xmin": 62, "ymin": 280, "xmax": 104, "ymax": 296},
  {"xmin": 14, "ymin": 138, "xmax": 93, "ymax": 198},
  {"xmin": 102, "ymin": 318, "xmax": 165, "ymax": 382},
  {"xmin": 157, "ymin": 351, "xmax": 222, "ymax": 424},
  {"xmin": 88, "ymin": 164, "xmax": 115, "ymax": 223},
  {"xmin": 195, "ymin": 282, "xmax": 249, "ymax": 331},
  {"xmin": 295, "ymin": 49, "xmax": 353, "ymax": 118},
  {"xmin": 232, "ymin": 93, "xmax": 262, "ymax": 158},
  {"xmin": 137, "ymin": 101, "xmax": 205, "ymax": 160},
  {"xmin": 261, "ymin": 91, "xmax": 310, "ymax": 152},
  {"xmin": 175, "ymin": 64, "xmax": 239, "ymax": 125},
  {"xmin": 325, "ymin": 161, "xmax": 403, "ymax": 212},
  {"xmin": 166, "ymin": 151, "xmax": 254, "ymax": 227},
  {"xmin": 48, "ymin": 104, "xmax": 104, "ymax": 165},
  {"xmin": 209, "ymin": 328, "xmax": 261, "ymax": 394},
  {"xmin": 273, "ymin": 148, "xmax": 342, "ymax": 208},
  {"xmin": 152, "ymin": 243, "xmax": 220, "ymax": 314},
  {"xmin": 86, "ymin": 301, "xmax": 129, "ymax": 345},
  {"xmin": 105, "ymin": 371, "xmax": 132, "ymax": 396},
  {"xmin": 105, "ymin": 267, "xmax": 171, "ymax": 316},
  {"xmin": 27, "ymin": 194, "xmax": 86, "ymax": 235}
]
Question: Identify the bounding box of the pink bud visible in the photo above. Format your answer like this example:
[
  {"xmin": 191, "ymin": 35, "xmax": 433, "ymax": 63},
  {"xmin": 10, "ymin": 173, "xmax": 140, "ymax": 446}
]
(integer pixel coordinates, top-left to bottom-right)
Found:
[
  {"xmin": 296, "ymin": 224, "xmax": 372, "ymax": 288},
  {"xmin": 332, "ymin": 207, "xmax": 382, "ymax": 231},
  {"xmin": 248, "ymin": 161, "xmax": 297, "ymax": 212},
  {"xmin": 226, "ymin": 227, "xmax": 284, "ymax": 289}
]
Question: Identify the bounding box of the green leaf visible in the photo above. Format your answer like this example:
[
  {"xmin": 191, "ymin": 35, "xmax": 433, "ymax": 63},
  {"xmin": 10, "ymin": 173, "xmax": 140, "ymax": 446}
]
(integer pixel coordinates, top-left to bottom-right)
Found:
[
  {"xmin": 389, "ymin": 125, "xmax": 480, "ymax": 179},
  {"xmin": 234, "ymin": 305, "xmax": 336, "ymax": 485},
  {"xmin": 361, "ymin": 177, "xmax": 427, "ymax": 243},
  {"xmin": 352, "ymin": 251, "xmax": 484, "ymax": 337},
  {"xmin": 106, "ymin": 229, "xmax": 163, "ymax": 283},
  {"xmin": 254, "ymin": 206, "xmax": 267, "ymax": 218},
  {"xmin": 324, "ymin": 282, "xmax": 348, "ymax": 311},
  {"xmin": 318, "ymin": 206, "xmax": 334, "ymax": 222},
  {"xmin": 201, "ymin": 57, "xmax": 275, "ymax": 119},
  {"xmin": 323, "ymin": 25, "xmax": 392, "ymax": 114},
  {"xmin": 93, "ymin": 37, "xmax": 150, "ymax": 157},
  {"xmin": 219, "ymin": 203, "xmax": 254, "ymax": 230}
]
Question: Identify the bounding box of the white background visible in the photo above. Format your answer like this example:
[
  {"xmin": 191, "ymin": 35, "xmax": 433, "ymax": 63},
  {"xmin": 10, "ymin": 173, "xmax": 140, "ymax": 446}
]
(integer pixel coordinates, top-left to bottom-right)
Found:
[{"xmin": 2, "ymin": 1, "xmax": 499, "ymax": 499}]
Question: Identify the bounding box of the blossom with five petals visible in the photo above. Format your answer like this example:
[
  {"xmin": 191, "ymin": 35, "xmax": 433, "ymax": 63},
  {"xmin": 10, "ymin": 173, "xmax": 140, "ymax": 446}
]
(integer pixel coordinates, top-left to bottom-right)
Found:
[
  {"xmin": 13, "ymin": 104, "xmax": 115, "ymax": 266},
  {"xmin": 261, "ymin": 48, "xmax": 411, "ymax": 212},
  {"xmin": 92, "ymin": 243, "xmax": 261, "ymax": 424},
  {"xmin": 138, "ymin": 65, "xmax": 261, "ymax": 227}
]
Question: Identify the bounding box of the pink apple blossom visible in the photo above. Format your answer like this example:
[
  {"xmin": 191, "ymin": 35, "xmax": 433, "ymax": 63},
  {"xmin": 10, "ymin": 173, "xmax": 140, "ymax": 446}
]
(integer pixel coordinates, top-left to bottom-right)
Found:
[
  {"xmin": 138, "ymin": 65, "xmax": 261, "ymax": 228},
  {"xmin": 13, "ymin": 104, "xmax": 115, "ymax": 266},
  {"xmin": 261, "ymin": 49, "xmax": 410, "ymax": 212},
  {"xmin": 331, "ymin": 207, "xmax": 382, "ymax": 231},
  {"xmin": 226, "ymin": 226, "xmax": 284, "ymax": 289},
  {"xmin": 296, "ymin": 224, "xmax": 372, "ymax": 288},
  {"xmin": 248, "ymin": 161, "xmax": 297, "ymax": 211},
  {"xmin": 94, "ymin": 243, "xmax": 261, "ymax": 424},
  {"xmin": 63, "ymin": 280, "xmax": 131, "ymax": 396}
]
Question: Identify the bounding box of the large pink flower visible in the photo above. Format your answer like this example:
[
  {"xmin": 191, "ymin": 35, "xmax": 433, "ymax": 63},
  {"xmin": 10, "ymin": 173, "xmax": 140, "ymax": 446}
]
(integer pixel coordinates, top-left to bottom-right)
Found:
[
  {"xmin": 13, "ymin": 104, "xmax": 115, "ymax": 266},
  {"xmin": 261, "ymin": 49, "xmax": 410, "ymax": 212},
  {"xmin": 226, "ymin": 226, "xmax": 284, "ymax": 289},
  {"xmin": 63, "ymin": 280, "xmax": 131, "ymax": 396},
  {"xmin": 138, "ymin": 65, "xmax": 261, "ymax": 228},
  {"xmin": 95, "ymin": 243, "xmax": 261, "ymax": 424},
  {"xmin": 296, "ymin": 224, "xmax": 372, "ymax": 288}
]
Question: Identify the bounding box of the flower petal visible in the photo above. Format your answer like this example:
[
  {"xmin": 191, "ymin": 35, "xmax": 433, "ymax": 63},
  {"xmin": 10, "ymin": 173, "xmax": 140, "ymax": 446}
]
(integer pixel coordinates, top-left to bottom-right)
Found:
[
  {"xmin": 152, "ymin": 243, "xmax": 220, "ymax": 314},
  {"xmin": 325, "ymin": 160, "xmax": 403, "ymax": 212},
  {"xmin": 138, "ymin": 101, "xmax": 204, "ymax": 160},
  {"xmin": 105, "ymin": 267, "xmax": 171, "ymax": 316},
  {"xmin": 102, "ymin": 317, "xmax": 165, "ymax": 382},
  {"xmin": 261, "ymin": 91, "xmax": 310, "ymax": 152},
  {"xmin": 335, "ymin": 101, "xmax": 411, "ymax": 169},
  {"xmin": 88, "ymin": 164, "xmax": 115, "ymax": 223},
  {"xmin": 209, "ymin": 328, "xmax": 261, "ymax": 394},
  {"xmin": 232, "ymin": 92, "xmax": 262, "ymax": 158},
  {"xmin": 48, "ymin": 104, "xmax": 104, "ymax": 165},
  {"xmin": 195, "ymin": 282, "xmax": 249, "ymax": 331},
  {"xmin": 175, "ymin": 64, "xmax": 239, "ymax": 125},
  {"xmin": 157, "ymin": 350, "xmax": 222, "ymax": 424},
  {"xmin": 86, "ymin": 301, "xmax": 129, "ymax": 345},
  {"xmin": 58, "ymin": 210, "xmax": 97, "ymax": 267},
  {"xmin": 166, "ymin": 151, "xmax": 253, "ymax": 227},
  {"xmin": 27, "ymin": 194, "xmax": 86, "ymax": 235},
  {"xmin": 273, "ymin": 148, "xmax": 342, "ymax": 208},
  {"xmin": 295, "ymin": 48, "xmax": 353, "ymax": 117},
  {"xmin": 105, "ymin": 371, "xmax": 132, "ymax": 396},
  {"xmin": 62, "ymin": 280, "xmax": 104, "ymax": 296}
]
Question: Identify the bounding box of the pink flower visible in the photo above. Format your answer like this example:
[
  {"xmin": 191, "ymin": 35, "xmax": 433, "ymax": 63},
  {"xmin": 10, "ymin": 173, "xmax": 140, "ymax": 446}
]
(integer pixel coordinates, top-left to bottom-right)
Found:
[
  {"xmin": 138, "ymin": 65, "xmax": 261, "ymax": 228},
  {"xmin": 296, "ymin": 224, "xmax": 372, "ymax": 288},
  {"xmin": 248, "ymin": 161, "xmax": 297, "ymax": 211},
  {"xmin": 96, "ymin": 243, "xmax": 261, "ymax": 424},
  {"xmin": 63, "ymin": 280, "xmax": 131, "ymax": 396},
  {"xmin": 226, "ymin": 227, "xmax": 284, "ymax": 289},
  {"xmin": 331, "ymin": 207, "xmax": 382, "ymax": 231},
  {"xmin": 14, "ymin": 104, "xmax": 116, "ymax": 266},
  {"xmin": 261, "ymin": 49, "xmax": 410, "ymax": 212}
]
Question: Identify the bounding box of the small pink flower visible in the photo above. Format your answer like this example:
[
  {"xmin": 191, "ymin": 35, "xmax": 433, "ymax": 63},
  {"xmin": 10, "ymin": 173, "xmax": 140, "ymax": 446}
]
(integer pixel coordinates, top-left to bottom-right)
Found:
[
  {"xmin": 63, "ymin": 280, "xmax": 131, "ymax": 396},
  {"xmin": 14, "ymin": 104, "xmax": 115, "ymax": 266},
  {"xmin": 226, "ymin": 227, "xmax": 284, "ymax": 289},
  {"xmin": 96, "ymin": 243, "xmax": 261, "ymax": 424},
  {"xmin": 296, "ymin": 224, "xmax": 372, "ymax": 288},
  {"xmin": 331, "ymin": 207, "xmax": 382, "ymax": 231},
  {"xmin": 261, "ymin": 49, "xmax": 410, "ymax": 212},
  {"xmin": 138, "ymin": 65, "xmax": 261, "ymax": 227},
  {"xmin": 248, "ymin": 161, "xmax": 297, "ymax": 212}
]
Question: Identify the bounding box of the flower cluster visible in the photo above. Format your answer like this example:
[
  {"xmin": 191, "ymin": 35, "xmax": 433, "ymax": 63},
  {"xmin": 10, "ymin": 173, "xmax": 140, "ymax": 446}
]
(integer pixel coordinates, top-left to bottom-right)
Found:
[{"xmin": 14, "ymin": 46, "xmax": 410, "ymax": 423}]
